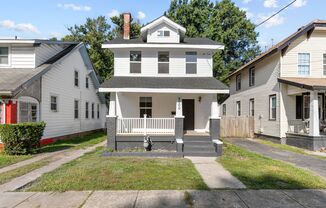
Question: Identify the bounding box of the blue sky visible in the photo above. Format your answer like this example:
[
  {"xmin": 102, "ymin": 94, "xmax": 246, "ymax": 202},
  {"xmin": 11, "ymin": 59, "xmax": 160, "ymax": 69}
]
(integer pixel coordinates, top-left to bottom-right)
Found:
[{"xmin": 0, "ymin": 0, "xmax": 325, "ymax": 50}]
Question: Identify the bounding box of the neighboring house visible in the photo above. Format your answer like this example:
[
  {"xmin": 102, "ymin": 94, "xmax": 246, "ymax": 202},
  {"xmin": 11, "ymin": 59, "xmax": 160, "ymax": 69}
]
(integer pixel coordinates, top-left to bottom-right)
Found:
[
  {"xmin": 222, "ymin": 20, "xmax": 326, "ymax": 151},
  {"xmin": 99, "ymin": 14, "xmax": 228, "ymax": 156},
  {"xmin": 0, "ymin": 39, "xmax": 107, "ymax": 146}
]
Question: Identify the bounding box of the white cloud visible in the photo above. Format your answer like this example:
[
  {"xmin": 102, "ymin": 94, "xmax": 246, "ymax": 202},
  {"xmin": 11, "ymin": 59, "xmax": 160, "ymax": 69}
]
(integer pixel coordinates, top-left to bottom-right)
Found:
[
  {"xmin": 257, "ymin": 13, "xmax": 285, "ymax": 28},
  {"xmin": 49, "ymin": 32, "xmax": 63, "ymax": 39},
  {"xmin": 240, "ymin": 8, "xmax": 254, "ymax": 19},
  {"xmin": 292, "ymin": 0, "xmax": 307, "ymax": 8},
  {"xmin": 137, "ymin": 11, "xmax": 146, "ymax": 20},
  {"xmin": 0, "ymin": 20, "xmax": 39, "ymax": 33},
  {"xmin": 264, "ymin": 0, "xmax": 278, "ymax": 8},
  {"xmin": 57, "ymin": 3, "xmax": 91, "ymax": 11},
  {"xmin": 108, "ymin": 9, "xmax": 120, "ymax": 18},
  {"xmin": 242, "ymin": 0, "xmax": 252, "ymax": 4}
]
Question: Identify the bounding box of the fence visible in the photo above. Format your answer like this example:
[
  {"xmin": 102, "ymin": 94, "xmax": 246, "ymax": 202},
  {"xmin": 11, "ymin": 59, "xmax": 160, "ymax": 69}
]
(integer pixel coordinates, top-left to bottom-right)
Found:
[{"xmin": 220, "ymin": 116, "xmax": 255, "ymax": 138}]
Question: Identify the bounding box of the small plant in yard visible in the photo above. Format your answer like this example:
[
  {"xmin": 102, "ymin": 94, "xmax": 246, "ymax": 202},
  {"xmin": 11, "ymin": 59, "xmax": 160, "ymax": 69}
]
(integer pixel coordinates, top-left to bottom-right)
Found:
[{"xmin": 0, "ymin": 122, "xmax": 46, "ymax": 155}]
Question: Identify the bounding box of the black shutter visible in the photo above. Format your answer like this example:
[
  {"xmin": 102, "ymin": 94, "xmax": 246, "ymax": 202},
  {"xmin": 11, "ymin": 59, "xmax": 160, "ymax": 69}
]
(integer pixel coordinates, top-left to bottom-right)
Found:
[{"xmin": 296, "ymin": 96, "xmax": 303, "ymax": 119}]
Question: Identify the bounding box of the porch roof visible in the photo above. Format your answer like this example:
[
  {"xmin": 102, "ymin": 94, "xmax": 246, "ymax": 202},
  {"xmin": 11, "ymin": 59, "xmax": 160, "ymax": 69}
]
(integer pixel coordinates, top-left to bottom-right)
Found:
[
  {"xmin": 278, "ymin": 77, "xmax": 326, "ymax": 90},
  {"xmin": 99, "ymin": 76, "xmax": 229, "ymax": 94}
]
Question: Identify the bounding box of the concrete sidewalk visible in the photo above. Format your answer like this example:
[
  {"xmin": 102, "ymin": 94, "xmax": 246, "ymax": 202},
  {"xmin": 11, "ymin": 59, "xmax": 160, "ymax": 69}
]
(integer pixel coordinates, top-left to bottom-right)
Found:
[
  {"xmin": 0, "ymin": 141, "xmax": 105, "ymax": 192},
  {"xmin": 225, "ymin": 138, "xmax": 326, "ymax": 179},
  {"xmin": 0, "ymin": 189, "xmax": 325, "ymax": 208},
  {"xmin": 187, "ymin": 157, "xmax": 246, "ymax": 189}
]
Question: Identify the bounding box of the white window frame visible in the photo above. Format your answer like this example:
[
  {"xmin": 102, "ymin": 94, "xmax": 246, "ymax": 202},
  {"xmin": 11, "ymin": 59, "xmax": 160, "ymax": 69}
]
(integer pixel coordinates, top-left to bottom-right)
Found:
[
  {"xmin": 0, "ymin": 45, "xmax": 11, "ymax": 67},
  {"xmin": 74, "ymin": 99, "xmax": 80, "ymax": 119},
  {"xmin": 186, "ymin": 52, "xmax": 197, "ymax": 74},
  {"xmin": 323, "ymin": 53, "xmax": 326, "ymax": 76},
  {"xmin": 130, "ymin": 51, "xmax": 142, "ymax": 73},
  {"xmin": 139, "ymin": 97, "xmax": 152, "ymax": 118},
  {"xmin": 298, "ymin": 53, "xmax": 310, "ymax": 76},
  {"xmin": 86, "ymin": 76, "xmax": 89, "ymax": 89},
  {"xmin": 236, "ymin": 101, "xmax": 241, "ymax": 117},
  {"xmin": 158, "ymin": 51, "xmax": 169, "ymax": 74},
  {"xmin": 85, "ymin": 101, "xmax": 89, "ymax": 119},
  {"xmin": 157, "ymin": 30, "xmax": 170, "ymax": 37},
  {"xmin": 249, "ymin": 67, "xmax": 255, "ymax": 87},
  {"xmin": 91, "ymin": 103, "xmax": 95, "ymax": 119},
  {"xmin": 17, "ymin": 97, "xmax": 39, "ymax": 123},
  {"xmin": 249, "ymin": 98, "xmax": 254, "ymax": 116},
  {"xmin": 50, "ymin": 95, "xmax": 58, "ymax": 112},
  {"xmin": 269, "ymin": 95, "xmax": 277, "ymax": 120},
  {"xmin": 74, "ymin": 70, "xmax": 79, "ymax": 87},
  {"xmin": 97, "ymin": 104, "xmax": 100, "ymax": 119}
]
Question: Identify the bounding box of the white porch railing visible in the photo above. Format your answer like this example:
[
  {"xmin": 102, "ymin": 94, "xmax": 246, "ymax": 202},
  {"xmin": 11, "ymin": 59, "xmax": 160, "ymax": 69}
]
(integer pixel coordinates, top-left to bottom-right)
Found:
[
  {"xmin": 288, "ymin": 119, "xmax": 309, "ymax": 134},
  {"xmin": 117, "ymin": 116, "xmax": 175, "ymax": 135}
]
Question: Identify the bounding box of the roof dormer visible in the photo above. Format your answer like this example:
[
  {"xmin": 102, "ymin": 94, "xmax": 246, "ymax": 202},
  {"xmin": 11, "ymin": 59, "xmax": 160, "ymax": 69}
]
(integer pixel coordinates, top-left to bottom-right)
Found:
[{"xmin": 141, "ymin": 16, "xmax": 186, "ymax": 43}]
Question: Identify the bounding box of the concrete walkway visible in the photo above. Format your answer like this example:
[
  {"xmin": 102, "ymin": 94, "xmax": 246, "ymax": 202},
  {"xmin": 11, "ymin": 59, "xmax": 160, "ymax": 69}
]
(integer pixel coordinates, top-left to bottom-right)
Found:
[
  {"xmin": 0, "ymin": 189, "xmax": 325, "ymax": 208},
  {"xmin": 0, "ymin": 148, "xmax": 72, "ymax": 174},
  {"xmin": 187, "ymin": 157, "xmax": 246, "ymax": 189},
  {"xmin": 0, "ymin": 141, "xmax": 105, "ymax": 192},
  {"xmin": 225, "ymin": 138, "xmax": 326, "ymax": 179}
]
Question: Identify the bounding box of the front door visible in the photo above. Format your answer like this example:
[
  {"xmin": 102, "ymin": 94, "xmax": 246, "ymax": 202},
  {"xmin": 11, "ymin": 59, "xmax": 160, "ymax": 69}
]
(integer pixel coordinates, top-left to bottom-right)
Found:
[{"xmin": 182, "ymin": 99, "xmax": 195, "ymax": 131}]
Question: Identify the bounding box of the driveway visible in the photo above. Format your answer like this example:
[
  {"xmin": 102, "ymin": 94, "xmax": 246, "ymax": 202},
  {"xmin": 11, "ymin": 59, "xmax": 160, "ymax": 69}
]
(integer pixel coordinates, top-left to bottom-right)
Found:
[{"xmin": 225, "ymin": 138, "xmax": 326, "ymax": 179}]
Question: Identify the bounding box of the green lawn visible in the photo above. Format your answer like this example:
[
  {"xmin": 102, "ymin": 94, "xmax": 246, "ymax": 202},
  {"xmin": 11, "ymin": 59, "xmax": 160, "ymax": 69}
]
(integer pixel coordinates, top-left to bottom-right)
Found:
[
  {"xmin": 0, "ymin": 132, "xmax": 106, "ymax": 169},
  {"xmin": 0, "ymin": 158, "xmax": 53, "ymax": 185},
  {"xmin": 219, "ymin": 143, "xmax": 326, "ymax": 189},
  {"xmin": 26, "ymin": 148, "xmax": 207, "ymax": 191},
  {"xmin": 256, "ymin": 139, "xmax": 326, "ymax": 160},
  {"xmin": 0, "ymin": 154, "xmax": 33, "ymax": 169}
]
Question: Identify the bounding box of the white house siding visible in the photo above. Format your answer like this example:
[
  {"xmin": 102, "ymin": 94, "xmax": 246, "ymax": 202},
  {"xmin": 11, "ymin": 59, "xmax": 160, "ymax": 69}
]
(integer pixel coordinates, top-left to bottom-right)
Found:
[
  {"xmin": 223, "ymin": 53, "xmax": 281, "ymax": 137},
  {"xmin": 147, "ymin": 23, "xmax": 180, "ymax": 43},
  {"xmin": 116, "ymin": 92, "xmax": 212, "ymax": 132},
  {"xmin": 35, "ymin": 44, "xmax": 65, "ymax": 67},
  {"xmin": 113, "ymin": 49, "xmax": 213, "ymax": 77},
  {"xmin": 281, "ymin": 29, "xmax": 326, "ymax": 78},
  {"xmin": 41, "ymin": 47, "xmax": 106, "ymax": 139},
  {"xmin": 11, "ymin": 45, "xmax": 35, "ymax": 68}
]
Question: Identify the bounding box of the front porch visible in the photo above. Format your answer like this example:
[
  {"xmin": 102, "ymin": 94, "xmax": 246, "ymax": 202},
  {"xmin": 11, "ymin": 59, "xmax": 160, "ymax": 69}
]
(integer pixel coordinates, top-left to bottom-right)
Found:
[{"xmin": 279, "ymin": 77, "xmax": 326, "ymax": 150}]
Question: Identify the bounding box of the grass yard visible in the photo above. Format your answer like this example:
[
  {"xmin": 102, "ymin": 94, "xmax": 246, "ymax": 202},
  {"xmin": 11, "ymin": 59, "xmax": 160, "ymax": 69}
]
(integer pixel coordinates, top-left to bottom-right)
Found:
[
  {"xmin": 0, "ymin": 132, "xmax": 106, "ymax": 169},
  {"xmin": 256, "ymin": 139, "xmax": 326, "ymax": 160},
  {"xmin": 39, "ymin": 132, "xmax": 106, "ymax": 153},
  {"xmin": 219, "ymin": 143, "xmax": 326, "ymax": 189},
  {"xmin": 26, "ymin": 148, "xmax": 207, "ymax": 191},
  {"xmin": 0, "ymin": 154, "xmax": 33, "ymax": 169},
  {"xmin": 0, "ymin": 158, "xmax": 53, "ymax": 185}
]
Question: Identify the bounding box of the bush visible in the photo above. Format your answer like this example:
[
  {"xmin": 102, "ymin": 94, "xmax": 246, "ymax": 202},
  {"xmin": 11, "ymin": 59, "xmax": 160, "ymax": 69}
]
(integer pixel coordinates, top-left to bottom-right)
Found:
[{"xmin": 0, "ymin": 122, "xmax": 46, "ymax": 155}]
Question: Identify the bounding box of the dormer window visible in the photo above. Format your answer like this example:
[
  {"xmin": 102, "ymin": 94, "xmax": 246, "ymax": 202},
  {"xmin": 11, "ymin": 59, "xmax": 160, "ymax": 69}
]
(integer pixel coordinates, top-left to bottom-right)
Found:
[
  {"xmin": 0, "ymin": 47, "xmax": 9, "ymax": 65},
  {"xmin": 157, "ymin": 30, "xmax": 170, "ymax": 37}
]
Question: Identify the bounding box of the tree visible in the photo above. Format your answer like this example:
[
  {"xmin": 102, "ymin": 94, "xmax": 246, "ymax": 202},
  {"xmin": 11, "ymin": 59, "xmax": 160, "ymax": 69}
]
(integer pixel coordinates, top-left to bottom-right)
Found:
[
  {"xmin": 62, "ymin": 15, "xmax": 142, "ymax": 81},
  {"xmin": 167, "ymin": 0, "xmax": 260, "ymax": 82},
  {"xmin": 62, "ymin": 16, "xmax": 113, "ymax": 80}
]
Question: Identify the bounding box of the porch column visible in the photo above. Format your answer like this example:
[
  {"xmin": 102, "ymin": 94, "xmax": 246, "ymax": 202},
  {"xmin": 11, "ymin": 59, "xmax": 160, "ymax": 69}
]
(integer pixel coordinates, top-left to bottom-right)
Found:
[
  {"xmin": 309, "ymin": 91, "xmax": 319, "ymax": 137},
  {"xmin": 107, "ymin": 92, "xmax": 117, "ymax": 150},
  {"xmin": 175, "ymin": 97, "xmax": 184, "ymax": 141},
  {"xmin": 210, "ymin": 94, "xmax": 221, "ymax": 140}
]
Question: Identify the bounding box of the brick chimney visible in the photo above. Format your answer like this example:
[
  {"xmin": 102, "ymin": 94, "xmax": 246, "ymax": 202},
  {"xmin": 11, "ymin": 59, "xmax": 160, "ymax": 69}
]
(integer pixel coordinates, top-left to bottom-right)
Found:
[{"xmin": 123, "ymin": 13, "xmax": 131, "ymax": 40}]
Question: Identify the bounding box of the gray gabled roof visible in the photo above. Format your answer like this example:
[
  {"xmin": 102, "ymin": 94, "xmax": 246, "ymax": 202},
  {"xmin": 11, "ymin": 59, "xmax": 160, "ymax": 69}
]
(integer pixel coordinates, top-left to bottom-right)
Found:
[
  {"xmin": 104, "ymin": 37, "xmax": 222, "ymax": 46},
  {"xmin": 100, "ymin": 76, "xmax": 228, "ymax": 90}
]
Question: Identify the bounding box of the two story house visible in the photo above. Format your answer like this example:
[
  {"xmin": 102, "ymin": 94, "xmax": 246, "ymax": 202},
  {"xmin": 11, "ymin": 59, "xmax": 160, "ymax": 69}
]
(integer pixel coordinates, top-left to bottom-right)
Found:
[
  {"xmin": 0, "ymin": 39, "xmax": 107, "ymax": 146},
  {"xmin": 99, "ymin": 14, "xmax": 228, "ymax": 156},
  {"xmin": 223, "ymin": 20, "xmax": 326, "ymax": 151}
]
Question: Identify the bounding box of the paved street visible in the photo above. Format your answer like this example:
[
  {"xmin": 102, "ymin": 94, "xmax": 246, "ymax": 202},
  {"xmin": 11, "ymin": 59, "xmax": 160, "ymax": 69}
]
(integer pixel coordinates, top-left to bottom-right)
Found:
[
  {"xmin": 0, "ymin": 190, "xmax": 325, "ymax": 208},
  {"xmin": 225, "ymin": 138, "xmax": 326, "ymax": 179}
]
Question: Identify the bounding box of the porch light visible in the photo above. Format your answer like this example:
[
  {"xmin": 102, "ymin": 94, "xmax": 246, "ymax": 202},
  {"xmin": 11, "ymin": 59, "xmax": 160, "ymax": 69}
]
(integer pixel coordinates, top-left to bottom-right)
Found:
[{"xmin": 198, "ymin": 96, "xmax": 202, "ymax": 103}]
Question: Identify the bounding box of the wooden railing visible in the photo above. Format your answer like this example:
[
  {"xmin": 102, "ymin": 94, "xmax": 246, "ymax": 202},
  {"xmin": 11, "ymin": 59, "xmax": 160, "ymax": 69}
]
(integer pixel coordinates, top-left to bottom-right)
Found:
[{"xmin": 117, "ymin": 116, "xmax": 175, "ymax": 135}]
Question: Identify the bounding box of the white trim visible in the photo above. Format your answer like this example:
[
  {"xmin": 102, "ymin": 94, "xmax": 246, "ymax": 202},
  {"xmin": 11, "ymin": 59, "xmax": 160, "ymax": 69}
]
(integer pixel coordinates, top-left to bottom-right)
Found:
[
  {"xmin": 0, "ymin": 44, "xmax": 11, "ymax": 68},
  {"xmin": 141, "ymin": 16, "xmax": 186, "ymax": 33},
  {"xmin": 99, "ymin": 88, "xmax": 229, "ymax": 94},
  {"xmin": 297, "ymin": 52, "xmax": 311, "ymax": 76},
  {"xmin": 0, "ymin": 40, "xmax": 35, "ymax": 44},
  {"xmin": 102, "ymin": 44, "xmax": 224, "ymax": 50}
]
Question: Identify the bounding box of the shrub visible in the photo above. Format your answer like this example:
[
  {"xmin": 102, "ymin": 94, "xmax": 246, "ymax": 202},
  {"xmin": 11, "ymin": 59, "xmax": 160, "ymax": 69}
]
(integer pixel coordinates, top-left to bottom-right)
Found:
[{"xmin": 0, "ymin": 122, "xmax": 46, "ymax": 155}]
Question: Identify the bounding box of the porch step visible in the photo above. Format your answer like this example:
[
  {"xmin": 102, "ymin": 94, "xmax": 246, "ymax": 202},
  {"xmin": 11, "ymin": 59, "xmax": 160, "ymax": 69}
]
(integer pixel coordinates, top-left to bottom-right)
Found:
[
  {"xmin": 183, "ymin": 136, "xmax": 211, "ymax": 142},
  {"xmin": 183, "ymin": 151, "xmax": 218, "ymax": 157},
  {"xmin": 184, "ymin": 145, "xmax": 216, "ymax": 152}
]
